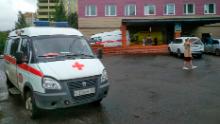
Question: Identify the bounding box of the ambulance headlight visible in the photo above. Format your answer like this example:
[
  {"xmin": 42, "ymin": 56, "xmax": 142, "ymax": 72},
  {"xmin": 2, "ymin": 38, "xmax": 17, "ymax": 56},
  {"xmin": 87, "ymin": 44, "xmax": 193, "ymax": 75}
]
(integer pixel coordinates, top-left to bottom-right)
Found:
[
  {"xmin": 101, "ymin": 69, "xmax": 108, "ymax": 83},
  {"xmin": 42, "ymin": 77, "xmax": 61, "ymax": 90}
]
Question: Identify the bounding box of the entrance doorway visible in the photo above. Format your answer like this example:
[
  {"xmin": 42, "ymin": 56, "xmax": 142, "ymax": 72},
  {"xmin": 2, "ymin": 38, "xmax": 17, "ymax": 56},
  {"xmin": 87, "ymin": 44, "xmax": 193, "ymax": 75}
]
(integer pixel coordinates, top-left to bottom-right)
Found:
[{"xmin": 127, "ymin": 24, "xmax": 174, "ymax": 45}]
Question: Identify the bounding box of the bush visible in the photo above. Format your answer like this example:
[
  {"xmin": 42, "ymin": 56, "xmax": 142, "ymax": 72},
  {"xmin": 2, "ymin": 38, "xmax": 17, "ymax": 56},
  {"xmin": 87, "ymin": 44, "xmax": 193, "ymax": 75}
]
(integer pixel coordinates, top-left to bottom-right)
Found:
[{"xmin": 0, "ymin": 32, "xmax": 8, "ymax": 54}]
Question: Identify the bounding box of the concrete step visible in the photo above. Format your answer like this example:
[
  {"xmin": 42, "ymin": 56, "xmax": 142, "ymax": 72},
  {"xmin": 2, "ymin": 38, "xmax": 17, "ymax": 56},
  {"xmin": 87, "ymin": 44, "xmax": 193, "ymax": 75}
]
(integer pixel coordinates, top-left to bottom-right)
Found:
[{"xmin": 8, "ymin": 87, "xmax": 21, "ymax": 95}]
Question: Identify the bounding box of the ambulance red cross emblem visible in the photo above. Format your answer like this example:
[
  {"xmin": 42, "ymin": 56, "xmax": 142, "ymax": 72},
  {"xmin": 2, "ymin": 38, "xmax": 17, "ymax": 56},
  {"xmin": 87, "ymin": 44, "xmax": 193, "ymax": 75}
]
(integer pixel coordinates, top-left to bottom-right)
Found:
[{"xmin": 72, "ymin": 62, "xmax": 84, "ymax": 70}]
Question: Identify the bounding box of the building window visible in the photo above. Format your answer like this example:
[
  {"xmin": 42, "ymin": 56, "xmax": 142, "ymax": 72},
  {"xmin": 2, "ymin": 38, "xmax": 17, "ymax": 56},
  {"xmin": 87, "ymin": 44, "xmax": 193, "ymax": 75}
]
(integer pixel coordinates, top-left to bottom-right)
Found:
[
  {"xmin": 184, "ymin": 3, "xmax": 195, "ymax": 15},
  {"xmin": 105, "ymin": 4, "xmax": 117, "ymax": 16},
  {"xmin": 164, "ymin": 3, "xmax": 175, "ymax": 15},
  {"xmin": 144, "ymin": 4, "xmax": 156, "ymax": 15},
  {"xmin": 124, "ymin": 4, "xmax": 136, "ymax": 16},
  {"xmin": 204, "ymin": 3, "xmax": 216, "ymax": 14},
  {"xmin": 85, "ymin": 5, "xmax": 97, "ymax": 16}
]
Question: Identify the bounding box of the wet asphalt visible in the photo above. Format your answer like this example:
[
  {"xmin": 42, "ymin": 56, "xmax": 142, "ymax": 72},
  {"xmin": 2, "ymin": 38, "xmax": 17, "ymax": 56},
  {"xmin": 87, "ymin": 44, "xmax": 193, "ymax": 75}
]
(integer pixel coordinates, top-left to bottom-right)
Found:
[{"xmin": 0, "ymin": 55, "xmax": 220, "ymax": 124}]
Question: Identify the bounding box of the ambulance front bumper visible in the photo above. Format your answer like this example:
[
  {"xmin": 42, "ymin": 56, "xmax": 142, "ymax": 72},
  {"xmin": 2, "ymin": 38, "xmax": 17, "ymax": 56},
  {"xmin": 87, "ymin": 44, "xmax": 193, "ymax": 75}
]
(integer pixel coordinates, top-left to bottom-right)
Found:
[{"xmin": 33, "ymin": 82, "xmax": 109, "ymax": 110}]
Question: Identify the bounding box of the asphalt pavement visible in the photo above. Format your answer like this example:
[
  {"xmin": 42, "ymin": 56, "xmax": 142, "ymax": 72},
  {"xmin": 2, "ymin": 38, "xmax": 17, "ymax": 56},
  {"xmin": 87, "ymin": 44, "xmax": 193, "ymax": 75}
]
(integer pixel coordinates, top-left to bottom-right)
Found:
[
  {"xmin": 0, "ymin": 59, "xmax": 8, "ymax": 102},
  {"xmin": 0, "ymin": 55, "xmax": 220, "ymax": 124}
]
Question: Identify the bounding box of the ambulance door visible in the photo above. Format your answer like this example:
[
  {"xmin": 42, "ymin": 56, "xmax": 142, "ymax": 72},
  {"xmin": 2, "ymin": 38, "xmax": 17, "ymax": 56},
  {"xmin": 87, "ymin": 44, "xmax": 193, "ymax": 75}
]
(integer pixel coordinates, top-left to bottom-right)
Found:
[
  {"xmin": 7, "ymin": 38, "xmax": 21, "ymax": 88},
  {"xmin": 16, "ymin": 37, "xmax": 30, "ymax": 91}
]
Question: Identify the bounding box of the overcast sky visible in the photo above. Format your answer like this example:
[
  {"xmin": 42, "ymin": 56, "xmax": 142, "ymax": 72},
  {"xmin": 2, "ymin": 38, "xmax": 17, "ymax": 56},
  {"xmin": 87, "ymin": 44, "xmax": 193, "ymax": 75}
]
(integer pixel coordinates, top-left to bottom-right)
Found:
[{"xmin": 0, "ymin": 0, "xmax": 37, "ymax": 31}]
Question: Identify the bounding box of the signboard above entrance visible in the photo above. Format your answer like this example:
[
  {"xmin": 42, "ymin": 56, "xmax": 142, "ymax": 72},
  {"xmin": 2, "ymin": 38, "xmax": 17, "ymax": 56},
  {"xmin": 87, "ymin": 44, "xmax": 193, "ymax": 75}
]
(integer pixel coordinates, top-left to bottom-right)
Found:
[{"xmin": 175, "ymin": 23, "xmax": 182, "ymax": 32}]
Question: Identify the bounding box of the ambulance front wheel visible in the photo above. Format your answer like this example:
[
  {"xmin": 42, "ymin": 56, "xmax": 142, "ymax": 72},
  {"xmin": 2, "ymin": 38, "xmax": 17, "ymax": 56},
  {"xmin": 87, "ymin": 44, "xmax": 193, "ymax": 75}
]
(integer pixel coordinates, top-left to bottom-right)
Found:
[
  {"xmin": 91, "ymin": 98, "xmax": 103, "ymax": 106},
  {"xmin": 24, "ymin": 90, "xmax": 40, "ymax": 119}
]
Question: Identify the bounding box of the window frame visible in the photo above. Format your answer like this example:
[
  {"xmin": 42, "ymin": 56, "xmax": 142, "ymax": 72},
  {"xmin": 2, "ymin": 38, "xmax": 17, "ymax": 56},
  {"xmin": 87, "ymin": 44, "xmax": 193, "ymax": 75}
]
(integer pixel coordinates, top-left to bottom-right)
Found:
[
  {"xmin": 144, "ymin": 4, "xmax": 156, "ymax": 16},
  {"xmin": 105, "ymin": 4, "xmax": 117, "ymax": 16},
  {"xmin": 19, "ymin": 37, "xmax": 31, "ymax": 63},
  {"xmin": 212, "ymin": 40, "xmax": 219, "ymax": 45},
  {"xmin": 164, "ymin": 3, "xmax": 175, "ymax": 15},
  {"xmin": 173, "ymin": 39, "xmax": 183, "ymax": 44},
  {"xmin": 10, "ymin": 38, "xmax": 21, "ymax": 57},
  {"xmin": 4, "ymin": 39, "xmax": 13, "ymax": 55},
  {"xmin": 184, "ymin": 3, "xmax": 195, "ymax": 15},
  {"xmin": 204, "ymin": 3, "xmax": 216, "ymax": 14},
  {"xmin": 85, "ymin": 5, "xmax": 97, "ymax": 16},
  {"xmin": 124, "ymin": 4, "xmax": 136, "ymax": 16}
]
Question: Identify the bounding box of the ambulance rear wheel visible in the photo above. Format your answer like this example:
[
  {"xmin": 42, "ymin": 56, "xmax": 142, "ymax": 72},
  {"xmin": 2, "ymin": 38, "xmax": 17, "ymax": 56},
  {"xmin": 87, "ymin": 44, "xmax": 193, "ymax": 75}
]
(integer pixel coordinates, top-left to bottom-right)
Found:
[
  {"xmin": 6, "ymin": 76, "xmax": 13, "ymax": 88},
  {"xmin": 25, "ymin": 91, "xmax": 40, "ymax": 119}
]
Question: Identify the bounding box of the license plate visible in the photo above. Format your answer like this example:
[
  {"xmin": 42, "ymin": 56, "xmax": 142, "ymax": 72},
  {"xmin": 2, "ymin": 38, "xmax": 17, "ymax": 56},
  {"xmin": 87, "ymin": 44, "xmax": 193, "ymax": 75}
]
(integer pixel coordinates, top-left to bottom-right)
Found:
[{"xmin": 74, "ymin": 88, "xmax": 95, "ymax": 97}]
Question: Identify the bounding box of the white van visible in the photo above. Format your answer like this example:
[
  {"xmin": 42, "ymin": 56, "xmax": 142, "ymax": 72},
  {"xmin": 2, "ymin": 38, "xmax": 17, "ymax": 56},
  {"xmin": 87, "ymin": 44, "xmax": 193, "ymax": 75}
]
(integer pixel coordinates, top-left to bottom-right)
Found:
[
  {"xmin": 90, "ymin": 30, "xmax": 130, "ymax": 47},
  {"xmin": 3, "ymin": 27, "xmax": 109, "ymax": 118}
]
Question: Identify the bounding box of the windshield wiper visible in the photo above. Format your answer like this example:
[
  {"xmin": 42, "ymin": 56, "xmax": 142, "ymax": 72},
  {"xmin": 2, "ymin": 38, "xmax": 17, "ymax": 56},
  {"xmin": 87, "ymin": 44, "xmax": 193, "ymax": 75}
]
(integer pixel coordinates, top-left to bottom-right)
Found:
[
  {"xmin": 63, "ymin": 53, "xmax": 95, "ymax": 58},
  {"xmin": 38, "ymin": 53, "xmax": 61, "ymax": 58}
]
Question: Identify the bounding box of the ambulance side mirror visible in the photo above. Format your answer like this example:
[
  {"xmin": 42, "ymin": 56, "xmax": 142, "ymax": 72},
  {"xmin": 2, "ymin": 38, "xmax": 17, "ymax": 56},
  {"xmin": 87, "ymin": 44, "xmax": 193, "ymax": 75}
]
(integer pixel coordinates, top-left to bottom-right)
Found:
[
  {"xmin": 0, "ymin": 54, "xmax": 3, "ymax": 59},
  {"xmin": 0, "ymin": 51, "xmax": 3, "ymax": 59},
  {"xmin": 97, "ymin": 48, "xmax": 103, "ymax": 59},
  {"xmin": 15, "ymin": 51, "xmax": 24, "ymax": 64}
]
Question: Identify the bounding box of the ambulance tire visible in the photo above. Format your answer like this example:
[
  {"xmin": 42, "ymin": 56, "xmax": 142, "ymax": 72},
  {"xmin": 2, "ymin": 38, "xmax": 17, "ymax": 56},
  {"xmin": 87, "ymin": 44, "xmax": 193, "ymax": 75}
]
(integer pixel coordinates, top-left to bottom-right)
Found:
[
  {"xmin": 25, "ymin": 91, "xmax": 40, "ymax": 119},
  {"xmin": 215, "ymin": 49, "xmax": 220, "ymax": 56},
  {"xmin": 91, "ymin": 99, "xmax": 103, "ymax": 106},
  {"xmin": 168, "ymin": 47, "xmax": 173, "ymax": 55},
  {"xmin": 177, "ymin": 49, "xmax": 182, "ymax": 58},
  {"xmin": 6, "ymin": 76, "xmax": 13, "ymax": 88},
  {"xmin": 6, "ymin": 76, "xmax": 14, "ymax": 96}
]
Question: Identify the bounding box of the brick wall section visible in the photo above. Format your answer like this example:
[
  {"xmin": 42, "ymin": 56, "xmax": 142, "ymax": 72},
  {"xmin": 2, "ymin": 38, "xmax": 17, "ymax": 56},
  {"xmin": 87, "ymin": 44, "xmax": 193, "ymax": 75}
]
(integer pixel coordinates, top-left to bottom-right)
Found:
[
  {"xmin": 78, "ymin": 0, "xmax": 220, "ymax": 38},
  {"xmin": 91, "ymin": 45, "xmax": 169, "ymax": 55},
  {"xmin": 78, "ymin": 0, "xmax": 220, "ymax": 17}
]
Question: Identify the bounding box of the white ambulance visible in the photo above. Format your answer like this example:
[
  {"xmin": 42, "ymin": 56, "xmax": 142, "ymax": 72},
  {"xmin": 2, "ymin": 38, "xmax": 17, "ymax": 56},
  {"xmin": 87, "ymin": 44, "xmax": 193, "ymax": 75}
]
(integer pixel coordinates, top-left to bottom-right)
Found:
[
  {"xmin": 90, "ymin": 30, "xmax": 130, "ymax": 47},
  {"xmin": 3, "ymin": 27, "xmax": 109, "ymax": 118}
]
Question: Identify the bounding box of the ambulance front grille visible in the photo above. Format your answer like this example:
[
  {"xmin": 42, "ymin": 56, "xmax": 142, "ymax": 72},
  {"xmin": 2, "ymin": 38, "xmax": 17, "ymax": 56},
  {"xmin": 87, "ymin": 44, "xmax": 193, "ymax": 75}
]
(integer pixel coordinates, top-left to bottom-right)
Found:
[{"xmin": 66, "ymin": 76, "xmax": 99, "ymax": 102}]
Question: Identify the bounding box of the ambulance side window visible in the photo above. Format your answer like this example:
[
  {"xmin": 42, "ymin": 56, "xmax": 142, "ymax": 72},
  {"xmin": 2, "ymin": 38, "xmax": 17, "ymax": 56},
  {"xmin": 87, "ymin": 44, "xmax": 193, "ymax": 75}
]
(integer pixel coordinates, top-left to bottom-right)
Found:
[
  {"xmin": 10, "ymin": 38, "xmax": 20, "ymax": 56},
  {"xmin": 4, "ymin": 39, "xmax": 13, "ymax": 55},
  {"xmin": 20, "ymin": 38, "xmax": 29, "ymax": 62}
]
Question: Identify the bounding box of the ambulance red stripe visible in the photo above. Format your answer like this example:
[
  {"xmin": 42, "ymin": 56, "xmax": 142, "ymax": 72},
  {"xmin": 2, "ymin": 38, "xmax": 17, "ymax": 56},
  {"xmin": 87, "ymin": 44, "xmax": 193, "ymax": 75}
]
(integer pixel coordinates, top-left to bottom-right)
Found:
[
  {"xmin": 4, "ymin": 55, "xmax": 16, "ymax": 64},
  {"xmin": 4, "ymin": 55, "xmax": 44, "ymax": 77}
]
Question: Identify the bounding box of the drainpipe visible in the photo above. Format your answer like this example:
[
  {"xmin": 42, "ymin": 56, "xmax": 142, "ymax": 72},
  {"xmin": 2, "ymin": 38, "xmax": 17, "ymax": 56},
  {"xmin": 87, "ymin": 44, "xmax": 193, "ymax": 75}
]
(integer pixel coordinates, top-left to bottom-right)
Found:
[{"xmin": 121, "ymin": 23, "xmax": 127, "ymax": 48}]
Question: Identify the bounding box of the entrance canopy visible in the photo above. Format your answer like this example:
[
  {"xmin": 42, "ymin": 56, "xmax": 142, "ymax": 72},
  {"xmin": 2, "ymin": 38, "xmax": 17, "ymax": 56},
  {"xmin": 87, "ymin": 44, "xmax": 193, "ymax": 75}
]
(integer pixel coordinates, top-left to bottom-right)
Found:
[
  {"xmin": 120, "ymin": 16, "xmax": 220, "ymax": 46},
  {"xmin": 122, "ymin": 16, "xmax": 220, "ymax": 26}
]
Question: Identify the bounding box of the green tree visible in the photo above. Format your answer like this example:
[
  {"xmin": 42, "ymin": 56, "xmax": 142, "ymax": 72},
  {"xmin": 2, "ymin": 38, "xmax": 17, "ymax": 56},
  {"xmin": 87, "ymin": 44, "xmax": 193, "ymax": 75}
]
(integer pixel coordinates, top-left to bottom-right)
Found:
[
  {"xmin": 68, "ymin": 12, "xmax": 78, "ymax": 28},
  {"xmin": 15, "ymin": 11, "xmax": 28, "ymax": 29},
  {"xmin": 53, "ymin": 0, "xmax": 67, "ymax": 21},
  {"xmin": 0, "ymin": 32, "xmax": 8, "ymax": 54}
]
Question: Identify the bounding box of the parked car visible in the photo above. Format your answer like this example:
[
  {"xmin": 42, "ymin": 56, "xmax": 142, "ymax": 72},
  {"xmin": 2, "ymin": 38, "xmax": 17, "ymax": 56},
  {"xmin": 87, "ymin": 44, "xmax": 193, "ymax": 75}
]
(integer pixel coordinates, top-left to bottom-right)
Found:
[
  {"xmin": 204, "ymin": 39, "xmax": 220, "ymax": 55},
  {"xmin": 168, "ymin": 37, "xmax": 204, "ymax": 58},
  {"xmin": 3, "ymin": 27, "xmax": 109, "ymax": 118},
  {"xmin": 89, "ymin": 30, "xmax": 130, "ymax": 47}
]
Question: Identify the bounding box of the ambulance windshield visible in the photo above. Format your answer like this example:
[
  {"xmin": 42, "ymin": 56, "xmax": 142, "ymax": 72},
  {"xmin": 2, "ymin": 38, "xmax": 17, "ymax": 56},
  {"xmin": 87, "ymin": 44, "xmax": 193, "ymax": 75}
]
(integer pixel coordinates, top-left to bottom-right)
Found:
[{"xmin": 32, "ymin": 35, "xmax": 94, "ymax": 59}]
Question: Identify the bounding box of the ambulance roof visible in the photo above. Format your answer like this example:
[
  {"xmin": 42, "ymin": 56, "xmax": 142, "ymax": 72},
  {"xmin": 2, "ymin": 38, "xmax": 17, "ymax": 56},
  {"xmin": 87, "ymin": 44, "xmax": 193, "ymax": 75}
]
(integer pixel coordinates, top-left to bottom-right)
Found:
[
  {"xmin": 91, "ymin": 30, "xmax": 121, "ymax": 38},
  {"xmin": 9, "ymin": 27, "xmax": 83, "ymax": 37}
]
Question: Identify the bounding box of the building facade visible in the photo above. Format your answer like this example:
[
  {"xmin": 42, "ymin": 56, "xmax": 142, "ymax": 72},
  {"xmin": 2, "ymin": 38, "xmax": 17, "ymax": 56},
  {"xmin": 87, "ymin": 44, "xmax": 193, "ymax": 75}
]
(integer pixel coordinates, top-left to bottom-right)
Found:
[
  {"xmin": 37, "ymin": 0, "xmax": 56, "ymax": 20},
  {"xmin": 78, "ymin": 0, "xmax": 220, "ymax": 45},
  {"xmin": 37, "ymin": 0, "xmax": 77, "ymax": 21},
  {"xmin": 23, "ymin": 12, "xmax": 36, "ymax": 26},
  {"xmin": 64, "ymin": 0, "xmax": 78, "ymax": 15}
]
